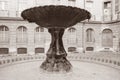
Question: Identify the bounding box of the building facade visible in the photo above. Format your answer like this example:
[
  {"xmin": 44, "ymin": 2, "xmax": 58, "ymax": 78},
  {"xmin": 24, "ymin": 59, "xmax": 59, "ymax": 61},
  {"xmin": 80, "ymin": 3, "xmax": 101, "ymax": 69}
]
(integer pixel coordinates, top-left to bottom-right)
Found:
[{"xmin": 0, "ymin": 0, "xmax": 120, "ymax": 55}]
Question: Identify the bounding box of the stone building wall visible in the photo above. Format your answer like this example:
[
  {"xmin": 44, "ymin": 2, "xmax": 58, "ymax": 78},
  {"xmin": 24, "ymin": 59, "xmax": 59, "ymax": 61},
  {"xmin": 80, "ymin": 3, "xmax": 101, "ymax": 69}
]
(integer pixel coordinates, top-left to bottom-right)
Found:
[
  {"xmin": 83, "ymin": 21, "xmax": 120, "ymax": 53},
  {"xmin": 0, "ymin": 18, "xmax": 120, "ymax": 54}
]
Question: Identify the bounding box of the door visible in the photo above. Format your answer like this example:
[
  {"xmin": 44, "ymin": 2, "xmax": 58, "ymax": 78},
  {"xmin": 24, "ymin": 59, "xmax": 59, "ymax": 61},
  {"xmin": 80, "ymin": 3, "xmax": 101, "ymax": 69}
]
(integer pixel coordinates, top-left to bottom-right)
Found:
[{"xmin": 102, "ymin": 29, "xmax": 113, "ymax": 47}]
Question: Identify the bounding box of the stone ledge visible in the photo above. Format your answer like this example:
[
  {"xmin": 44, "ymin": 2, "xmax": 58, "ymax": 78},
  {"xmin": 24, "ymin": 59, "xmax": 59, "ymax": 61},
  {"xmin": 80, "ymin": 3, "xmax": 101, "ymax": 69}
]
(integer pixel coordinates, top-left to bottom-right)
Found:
[{"xmin": 0, "ymin": 54, "xmax": 120, "ymax": 70}]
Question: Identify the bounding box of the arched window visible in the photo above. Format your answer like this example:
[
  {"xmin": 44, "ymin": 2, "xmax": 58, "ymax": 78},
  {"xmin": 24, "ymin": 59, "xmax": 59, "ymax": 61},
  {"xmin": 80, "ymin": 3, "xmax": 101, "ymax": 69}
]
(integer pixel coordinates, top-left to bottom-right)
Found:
[
  {"xmin": 0, "ymin": 25, "xmax": 9, "ymax": 43},
  {"xmin": 16, "ymin": 26, "xmax": 27, "ymax": 43},
  {"xmin": 68, "ymin": 27, "xmax": 77, "ymax": 44},
  {"xmin": 102, "ymin": 29, "xmax": 113, "ymax": 47},
  {"xmin": 35, "ymin": 27, "xmax": 44, "ymax": 32},
  {"xmin": 86, "ymin": 28, "xmax": 94, "ymax": 42},
  {"xmin": 68, "ymin": 27, "xmax": 76, "ymax": 33},
  {"xmin": 35, "ymin": 27, "xmax": 44, "ymax": 44}
]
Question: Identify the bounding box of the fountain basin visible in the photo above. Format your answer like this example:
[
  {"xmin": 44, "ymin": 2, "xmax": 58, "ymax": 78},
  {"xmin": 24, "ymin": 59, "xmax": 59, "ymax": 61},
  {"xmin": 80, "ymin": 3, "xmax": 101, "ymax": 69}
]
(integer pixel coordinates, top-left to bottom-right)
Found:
[{"xmin": 0, "ymin": 61, "xmax": 120, "ymax": 80}]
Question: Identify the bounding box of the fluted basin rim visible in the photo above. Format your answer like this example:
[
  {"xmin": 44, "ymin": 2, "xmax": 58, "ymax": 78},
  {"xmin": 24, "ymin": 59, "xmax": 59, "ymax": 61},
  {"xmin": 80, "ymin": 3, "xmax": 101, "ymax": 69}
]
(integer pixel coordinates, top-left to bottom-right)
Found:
[{"xmin": 21, "ymin": 5, "xmax": 91, "ymax": 28}]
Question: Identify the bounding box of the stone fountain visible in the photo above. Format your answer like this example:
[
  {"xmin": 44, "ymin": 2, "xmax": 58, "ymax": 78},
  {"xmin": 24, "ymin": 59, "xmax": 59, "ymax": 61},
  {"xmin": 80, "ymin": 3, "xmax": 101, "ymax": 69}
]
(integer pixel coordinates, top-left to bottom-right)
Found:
[{"xmin": 21, "ymin": 5, "xmax": 91, "ymax": 72}]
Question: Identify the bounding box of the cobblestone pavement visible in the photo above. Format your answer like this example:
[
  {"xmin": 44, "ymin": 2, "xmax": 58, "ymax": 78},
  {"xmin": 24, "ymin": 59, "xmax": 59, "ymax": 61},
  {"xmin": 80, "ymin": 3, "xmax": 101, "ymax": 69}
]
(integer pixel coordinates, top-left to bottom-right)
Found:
[{"xmin": 0, "ymin": 61, "xmax": 120, "ymax": 80}]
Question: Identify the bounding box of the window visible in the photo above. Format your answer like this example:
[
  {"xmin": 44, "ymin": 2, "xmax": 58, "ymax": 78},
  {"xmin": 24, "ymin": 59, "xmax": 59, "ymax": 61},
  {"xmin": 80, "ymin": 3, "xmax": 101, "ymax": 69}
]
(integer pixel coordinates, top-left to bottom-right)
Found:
[
  {"xmin": 102, "ymin": 29, "xmax": 113, "ymax": 47},
  {"xmin": 35, "ymin": 27, "xmax": 44, "ymax": 32},
  {"xmin": 115, "ymin": 0, "xmax": 120, "ymax": 14},
  {"xmin": 86, "ymin": 28, "xmax": 94, "ymax": 42},
  {"xmin": 0, "ymin": 1, "xmax": 8, "ymax": 10},
  {"xmin": 68, "ymin": 0, "xmax": 76, "ymax": 6},
  {"xmin": 115, "ymin": 0, "xmax": 120, "ymax": 19},
  {"xmin": 117, "ymin": 12, "xmax": 120, "ymax": 19},
  {"xmin": 104, "ymin": 1, "xmax": 111, "ymax": 9},
  {"xmin": 17, "ymin": 0, "xmax": 28, "ymax": 17},
  {"xmin": 0, "ymin": 48, "xmax": 9, "ymax": 54},
  {"xmin": 0, "ymin": 25, "xmax": 9, "ymax": 43},
  {"xmin": 52, "ymin": 0, "xmax": 61, "ymax": 5},
  {"xmin": 35, "ymin": 27, "xmax": 45, "ymax": 44},
  {"xmin": 68, "ymin": 27, "xmax": 76, "ymax": 32},
  {"xmin": 18, "ymin": 0, "xmax": 28, "ymax": 11},
  {"xmin": 68, "ymin": 47, "xmax": 76, "ymax": 52},
  {"xmin": 68, "ymin": 27, "xmax": 77, "ymax": 44},
  {"xmin": 17, "ymin": 48, "xmax": 27, "ymax": 54},
  {"xmin": 68, "ymin": 0, "xmax": 76, "ymax": 1},
  {"xmin": 0, "ymin": 1, "xmax": 9, "ymax": 17},
  {"xmin": 86, "ymin": 0, "xmax": 93, "ymax": 2},
  {"xmin": 35, "ymin": 48, "xmax": 44, "ymax": 53},
  {"xmin": 86, "ymin": 47, "xmax": 94, "ymax": 51},
  {"xmin": 85, "ymin": 1, "xmax": 94, "ymax": 20},
  {"xmin": 85, "ymin": 1, "xmax": 93, "ymax": 12},
  {"xmin": 103, "ymin": 1, "xmax": 112, "ymax": 21},
  {"xmin": 17, "ymin": 26, "xmax": 27, "ymax": 43}
]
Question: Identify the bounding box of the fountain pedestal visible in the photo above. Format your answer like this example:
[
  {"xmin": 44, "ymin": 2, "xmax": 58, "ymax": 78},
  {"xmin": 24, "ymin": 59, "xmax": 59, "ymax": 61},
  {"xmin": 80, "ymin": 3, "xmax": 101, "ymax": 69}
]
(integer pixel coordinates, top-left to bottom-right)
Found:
[{"xmin": 40, "ymin": 28, "xmax": 72, "ymax": 72}]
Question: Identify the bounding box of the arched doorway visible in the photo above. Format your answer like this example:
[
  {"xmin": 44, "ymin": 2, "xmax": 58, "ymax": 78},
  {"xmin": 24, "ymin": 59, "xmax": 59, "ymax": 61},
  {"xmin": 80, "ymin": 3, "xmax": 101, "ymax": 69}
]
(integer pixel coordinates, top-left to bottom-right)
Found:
[{"xmin": 102, "ymin": 29, "xmax": 113, "ymax": 47}]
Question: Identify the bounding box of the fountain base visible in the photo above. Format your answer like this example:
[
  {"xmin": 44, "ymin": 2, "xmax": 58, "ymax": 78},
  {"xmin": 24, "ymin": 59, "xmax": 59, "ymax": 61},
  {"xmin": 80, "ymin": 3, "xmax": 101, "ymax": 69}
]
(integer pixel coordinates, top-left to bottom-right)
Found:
[{"xmin": 40, "ymin": 56, "xmax": 72, "ymax": 72}]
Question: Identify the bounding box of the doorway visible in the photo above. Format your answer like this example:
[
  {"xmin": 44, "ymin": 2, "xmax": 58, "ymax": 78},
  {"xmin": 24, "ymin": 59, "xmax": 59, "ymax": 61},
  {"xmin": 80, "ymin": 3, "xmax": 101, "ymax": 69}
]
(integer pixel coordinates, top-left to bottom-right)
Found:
[{"xmin": 102, "ymin": 29, "xmax": 113, "ymax": 47}]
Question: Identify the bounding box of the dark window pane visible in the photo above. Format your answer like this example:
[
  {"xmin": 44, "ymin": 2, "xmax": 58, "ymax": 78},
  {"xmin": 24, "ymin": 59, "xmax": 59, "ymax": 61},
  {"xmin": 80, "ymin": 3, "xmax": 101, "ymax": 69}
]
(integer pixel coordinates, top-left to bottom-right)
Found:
[
  {"xmin": 68, "ymin": 47, "xmax": 76, "ymax": 52},
  {"xmin": 35, "ymin": 48, "xmax": 44, "ymax": 53},
  {"xmin": 17, "ymin": 48, "xmax": 27, "ymax": 54},
  {"xmin": 86, "ymin": 47, "xmax": 94, "ymax": 51},
  {"xmin": 0, "ymin": 48, "xmax": 9, "ymax": 54}
]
